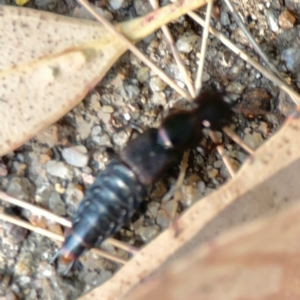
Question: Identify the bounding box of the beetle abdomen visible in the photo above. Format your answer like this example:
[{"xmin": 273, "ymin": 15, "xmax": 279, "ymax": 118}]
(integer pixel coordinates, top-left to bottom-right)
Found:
[{"xmin": 59, "ymin": 159, "xmax": 146, "ymax": 260}]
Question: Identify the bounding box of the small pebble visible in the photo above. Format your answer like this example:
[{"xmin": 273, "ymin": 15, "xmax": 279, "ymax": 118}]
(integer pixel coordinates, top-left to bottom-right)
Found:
[
  {"xmin": 151, "ymin": 92, "xmax": 167, "ymax": 106},
  {"xmin": 49, "ymin": 191, "xmax": 66, "ymax": 216},
  {"xmin": 65, "ymin": 183, "xmax": 84, "ymax": 216},
  {"xmin": 62, "ymin": 145, "xmax": 88, "ymax": 168},
  {"xmin": 133, "ymin": 0, "xmax": 152, "ymax": 16},
  {"xmin": 35, "ymin": 185, "xmax": 53, "ymax": 207},
  {"xmin": 27, "ymin": 289, "xmax": 37, "ymax": 299},
  {"xmin": 202, "ymin": 72, "xmax": 211, "ymax": 82},
  {"xmin": 213, "ymin": 160, "xmax": 223, "ymax": 169},
  {"xmin": 150, "ymin": 77, "xmax": 167, "ymax": 92},
  {"xmin": 90, "ymin": 270, "xmax": 112, "ymax": 286},
  {"xmin": 102, "ymin": 105, "xmax": 114, "ymax": 113},
  {"xmin": 46, "ymin": 161, "xmax": 72, "ymax": 179},
  {"xmin": 109, "ymin": 0, "xmax": 130, "ymax": 10},
  {"xmin": 87, "ymin": 92, "xmax": 101, "ymax": 112},
  {"xmin": 257, "ymin": 122, "xmax": 269, "ymax": 137},
  {"xmin": 3, "ymin": 222, "xmax": 28, "ymax": 243},
  {"xmin": 237, "ymin": 87, "xmax": 271, "ymax": 117},
  {"xmin": 91, "ymin": 125, "xmax": 102, "ymax": 137},
  {"xmin": 137, "ymin": 67, "xmax": 150, "ymax": 83},
  {"xmin": 35, "ymin": 125, "xmax": 70, "ymax": 147},
  {"xmin": 282, "ymin": 48, "xmax": 300, "ymax": 73},
  {"xmin": 285, "ymin": 0, "xmax": 300, "ymax": 14},
  {"xmin": 277, "ymin": 89, "xmax": 296, "ymax": 116},
  {"xmin": 278, "ymin": 10, "xmax": 296, "ymax": 29},
  {"xmin": 124, "ymin": 85, "xmax": 140, "ymax": 101},
  {"xmin": 42, "ymin": 265, "xmax": 54, "ymax": 278},
  {"xmin": 167, "ymin": 63, "xmax": 186, "ymax": 82},
  {"xmin": 137, "ymin": 225, "xmax": 160, "ymax": 242},
  {"xmin": 225, "ymin": 82, "xmax": 246, "ymax": 94},
  {"xmin": 220, "ymin": 11, "xmax": 230, "ymax": 26},
  {"xmin": 176, "ymin": 33, "xmax": 200, "ymax": 53},
  {"xmin": 112, "ymin": 131, "xmax": 130, "ymax": 147},
  {"xmin": 264, "ymin": 9, "xmax": 279, "ymax": 32},
  {"xmin": 207, "ymin": 167, "xmax": 219, "ymax": 179},
  {"xmin": 244, "ymin": 132, "xmax": 264, "ymax": 149},
  {"xmin": 47, "ymin": 222, "xmax": 63, "ymax": 235},
  {"xmin": 17, "ymin": 276, "xmax": 31, "ymax": 287},
  {"xmin": 15, "ymin": 253, "xmax": 33, "ymax": 276},
  {"xmin": 0, "ymin": 162, "xmax": 8, "ymax": 177},
  {"xmin": 180, "ymin": 185, "xmax": 200, "ymax": 207},
  {"xmin": 198, "ymin": 181, "xmax": 206, "ymax": 194},
  {"xmin": 55, "ymin": 183, "xmax": 65, "ymax": 194},
  {"xmin": 236, "ymin": 151, "xmax": 248, "ymax": 164},
  {"xmin": 7, "ymin": 177, "xmax": 34, "ymax": 202},
  {"xmin": 34, "ymin": 0, "xmax": 58, "ymax": 11},
  {"xmin": 147, "ymin": 201, "xmax": 160, "ymax": 217},
  {"xmin": 0, "ymin": 274, "xmax": 12, "ymax": 294},
  {"xmin": 76, "ymin": 115, "xmax": 94, "ymax": 140},
  {"xmin": 156, "ymin": 209, "xmax": 169, "ymax": 229}
]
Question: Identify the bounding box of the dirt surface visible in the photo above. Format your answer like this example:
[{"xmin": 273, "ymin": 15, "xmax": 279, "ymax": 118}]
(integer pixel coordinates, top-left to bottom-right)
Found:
[{"xmin": 0, "ymin": 0, "xmax": 298, "ymax": 299}]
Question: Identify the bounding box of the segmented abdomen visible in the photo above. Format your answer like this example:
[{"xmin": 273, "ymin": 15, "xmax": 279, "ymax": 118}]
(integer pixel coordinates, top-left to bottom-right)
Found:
[{"xmin": 62, "ymin": 159, "xmax": 146, "ymax": 258}]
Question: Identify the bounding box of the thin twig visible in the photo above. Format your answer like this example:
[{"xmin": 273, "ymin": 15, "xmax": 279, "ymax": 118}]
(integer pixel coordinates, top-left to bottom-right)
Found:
[
  {"xmin": 148, "ymin": 0, "xmax": 196, "ymax": 98},
  {"xmin": 0, "ymin": 191, "xmax": 138, "ymax": 253},
  {"xmin": 0, "ymin": 191, "xmax": 70, "ymax": 227},
  {"xmin": 208, "ymin": 130, "xmax": 236, "ymax": 177},
  {"xmin": 76, "ymin": 0, "xmax": 192, "ymax": 100},
  {"xmin": 162, "ymin": 150, "xmax": 190, "ymax": 203},
  {"xmin": 223, "ymin": 126, "xmax": 255, "ymax": 155},
  {"xmin": 223, "ymin": 0, "xmax": 284, "ymax": 81},
  {"xmin": 188, "ymin": 12, "xmax": 300, "ymax": 105},
  {"xmin": 195, "ymin": 0, "xmax": 213, "ymax": 94},
  {"xmin": 0, "ymin": 212, "xmax": 127, "ymax": 264}
]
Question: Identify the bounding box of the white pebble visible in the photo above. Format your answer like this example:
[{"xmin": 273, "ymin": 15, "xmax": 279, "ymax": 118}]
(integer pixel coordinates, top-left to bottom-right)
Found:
[
  {"xmin": 62, "ymin": 146, "xmax": 88, "ymax": 168},
  {"xmin": 46, "ymin": 161, "xmax": 72, "ymax": 179},
  {"xmin": 176, "ymin": 34, "xmax": 200, "ymax": 53}
]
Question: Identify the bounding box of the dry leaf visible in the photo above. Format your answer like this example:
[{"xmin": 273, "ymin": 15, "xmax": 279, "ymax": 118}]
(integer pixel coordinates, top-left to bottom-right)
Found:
[
  {"xmin": 127, "ymin": 195, "xmax": 300, "ymax": 300},
  {"xmin": 0, "ymin": 0, "xmax": 207, "ymax": 156},
  {"xmin": 81, "ymin": 109, "xmax": 300, "ymax": 299}
]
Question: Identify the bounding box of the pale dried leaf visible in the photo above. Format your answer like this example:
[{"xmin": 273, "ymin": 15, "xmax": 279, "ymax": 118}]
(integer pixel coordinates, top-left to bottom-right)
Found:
[
  {"xmin": 82, "ymin": 110, "xmax": 300, "ymax": 299},
  {"xmin": 128, "ymin": 194, "xmax": 300, "ymax": 300},
  {"xmin": 0, "ymin": 0, "xmax": 207, "ymax": 156}
]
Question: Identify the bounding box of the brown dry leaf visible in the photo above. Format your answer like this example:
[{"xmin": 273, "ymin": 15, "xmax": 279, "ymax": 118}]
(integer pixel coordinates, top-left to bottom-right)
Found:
[
  {"xmin": 127, "ymin": 193, "xmax": 300, "ymax": 300},
  {"xmin": 81, "ymin": 109, "xmax": 300, "ymax": 299},
  {"xmin": 0, "ymin": 0, "xmax": 207, "ymax": 156}
]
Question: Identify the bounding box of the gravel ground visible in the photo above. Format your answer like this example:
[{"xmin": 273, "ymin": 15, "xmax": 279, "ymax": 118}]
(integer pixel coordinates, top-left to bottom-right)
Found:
[{"xmin": 0, "ymin": 0, "xmax": 299, "ymax": 299}]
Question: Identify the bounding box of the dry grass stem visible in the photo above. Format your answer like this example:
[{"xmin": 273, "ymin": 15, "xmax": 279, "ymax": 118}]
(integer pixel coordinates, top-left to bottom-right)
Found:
[
  {"xmin": 76, "ymin": 0, "xmax": 192, "ymax": 100},
  {"xmin": 223, "ymin": 126, "xmax": 255, "ymax": 155},
  {"xmin": 0, "ymin": 212, "xmax": 127, "ymax": 264},
  {"xmin": 148, "ymin": 0, "xmax": 196, "ymax": 98},
  {"xmin": 188, "ymin": 12, "xmax": 300, "ymax": 105},
  {"xmin": 162, "ymin": 150, "xmax": 190, "ymax": 203},
  {"xmin": 208, "ymin": 130, "xmax": 236, "ymax": 177},
  {"xmin": 224, "ymin": 0, "xmax": 284, "ymax": 81},
  {"xmin": 0, "ymin": 191, "xmax": 136, "ymax": 253},
  {"xmin": 0, "ymin": 190, "xmax": 71, "ymax": 227},
  {"xmin": 195, "ymin": 0, "xmax": 213, "ymax": 94}
]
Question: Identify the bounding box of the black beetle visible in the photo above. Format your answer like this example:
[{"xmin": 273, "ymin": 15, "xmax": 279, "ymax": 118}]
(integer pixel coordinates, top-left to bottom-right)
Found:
[{"xmin": 50, "ymin": 91, "xmax": 233, "ymax": 273}]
